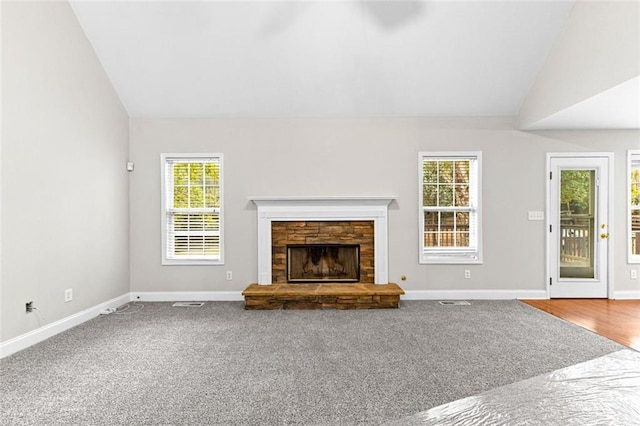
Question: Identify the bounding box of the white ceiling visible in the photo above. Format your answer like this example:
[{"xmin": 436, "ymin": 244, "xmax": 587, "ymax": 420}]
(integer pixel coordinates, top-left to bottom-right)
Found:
[{"xmin": 68, "ymin": 0, "xmax": 637, "ymax": 128}]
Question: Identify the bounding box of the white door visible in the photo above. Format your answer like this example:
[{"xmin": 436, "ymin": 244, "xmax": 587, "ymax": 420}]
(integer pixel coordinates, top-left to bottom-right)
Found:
[{"xmin": 548, "ymin": 155, "xmax": 611, "ymax": 298}]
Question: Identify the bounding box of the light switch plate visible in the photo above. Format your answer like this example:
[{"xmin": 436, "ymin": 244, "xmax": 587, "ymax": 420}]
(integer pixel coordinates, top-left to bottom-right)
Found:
[{"xmin": 528, "ymin": 211, "xmax": 545, "ymax": 221}]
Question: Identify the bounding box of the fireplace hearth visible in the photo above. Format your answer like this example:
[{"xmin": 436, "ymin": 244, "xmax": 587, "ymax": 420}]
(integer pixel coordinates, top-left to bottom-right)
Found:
[{"xmin": 287, "ymin": 244, "xmax": 360, "ymax": 283}]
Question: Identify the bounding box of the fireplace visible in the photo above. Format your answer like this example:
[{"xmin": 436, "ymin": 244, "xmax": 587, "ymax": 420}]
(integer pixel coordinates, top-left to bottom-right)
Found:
[
  {"xmin": 272, "ymin": 220, "xmax": 373, "ymax": 284},
  {"xmin": 244, "ymin": 197, "xmax": 404, "ymax": 309},
  {"xmin": 287, "ymin": 244, "xmax": 360, "ymax": 283},
  {"xmin": 250, "ymin": 197, "xmax": 394, "ymax": 285}
]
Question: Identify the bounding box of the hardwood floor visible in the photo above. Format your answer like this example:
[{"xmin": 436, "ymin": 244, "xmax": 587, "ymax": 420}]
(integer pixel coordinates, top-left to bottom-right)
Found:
[{"xmin": 521, "ymin": 299, "xmax": 640, "ymax": 351}]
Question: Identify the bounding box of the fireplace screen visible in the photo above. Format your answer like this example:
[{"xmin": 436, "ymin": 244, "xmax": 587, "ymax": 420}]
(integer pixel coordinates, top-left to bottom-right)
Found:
[{"xmin": 286, "ymin": 244, "xmax": 360, "ymax": 283}]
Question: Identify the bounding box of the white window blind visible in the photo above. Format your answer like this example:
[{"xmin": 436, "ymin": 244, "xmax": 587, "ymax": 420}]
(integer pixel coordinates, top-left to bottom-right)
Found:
[
  {"xmin": 161, "ymin": 154, "xmax": 223, "ymax": 265},
  {"xmin": 419, "ymin": 152, "xmax": 482, "ymax": 264},
  {"xmin": 629, "ymin": 150, "xmax": 640, "ymax": 263}
]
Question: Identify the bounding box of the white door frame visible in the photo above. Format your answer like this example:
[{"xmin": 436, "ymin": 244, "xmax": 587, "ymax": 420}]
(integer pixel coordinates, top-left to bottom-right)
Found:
[{"xmin": 545, "ymin": 153, "xmax": 614, "ymax": 299}]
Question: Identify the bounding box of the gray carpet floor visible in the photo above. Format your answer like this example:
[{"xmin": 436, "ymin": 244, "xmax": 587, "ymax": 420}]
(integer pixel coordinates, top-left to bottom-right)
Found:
[{"xmin": 0, "ymin": 300, "xmax": 624, "ymax": 425}]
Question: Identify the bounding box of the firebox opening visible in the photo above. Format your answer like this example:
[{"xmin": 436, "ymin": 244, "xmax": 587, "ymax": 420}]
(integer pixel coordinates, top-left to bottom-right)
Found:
[{"xmin": 286, "ymin": 244, "xmax": 360, "ymax": 283}]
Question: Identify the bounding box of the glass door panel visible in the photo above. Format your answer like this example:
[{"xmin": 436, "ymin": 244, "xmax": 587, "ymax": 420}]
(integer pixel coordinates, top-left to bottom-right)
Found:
[{"xmin": 559, "ymin": 169, "xmax": 596, "ymax": 280}]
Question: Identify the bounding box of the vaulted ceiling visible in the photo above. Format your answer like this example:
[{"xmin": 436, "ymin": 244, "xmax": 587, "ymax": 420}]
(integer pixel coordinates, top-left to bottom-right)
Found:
[{"xmin": 69, "ymin": 0, "xmax": 639, "ymax": 129}]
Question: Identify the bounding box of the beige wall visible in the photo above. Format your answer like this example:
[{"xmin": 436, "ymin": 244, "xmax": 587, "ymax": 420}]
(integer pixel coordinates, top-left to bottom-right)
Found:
[
  {"xmin": 1, "ymin": 1, "xmax": 130, "ymax": 342},
  {"xmin": 129, "ymin": 117, "xmax": 638, "ymax": 297}
]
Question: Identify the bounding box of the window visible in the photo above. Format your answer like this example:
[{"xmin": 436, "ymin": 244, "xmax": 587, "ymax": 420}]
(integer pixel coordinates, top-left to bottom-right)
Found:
[
  {"xmin": 161, "ymin": 154, "xmax": 223, "ymax": 265},
  {"xmin": 419, "ymin": 152, "xmax": 481, "ymax": 264},
  {"xmin": 629, "ymin": 150, "xmax": 640, "ymax": 263}
]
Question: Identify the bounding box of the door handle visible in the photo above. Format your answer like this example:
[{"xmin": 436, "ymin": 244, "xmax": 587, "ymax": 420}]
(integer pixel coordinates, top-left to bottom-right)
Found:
[{"xmin": 600, "ymin": 233, "xmax": 609, "ymax": 239}]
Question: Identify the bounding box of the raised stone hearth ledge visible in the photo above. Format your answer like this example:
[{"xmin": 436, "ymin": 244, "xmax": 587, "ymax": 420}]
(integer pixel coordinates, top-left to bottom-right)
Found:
[{"xmin": 242, "ymin": 283, "xmax": 404, "ymax": 310}]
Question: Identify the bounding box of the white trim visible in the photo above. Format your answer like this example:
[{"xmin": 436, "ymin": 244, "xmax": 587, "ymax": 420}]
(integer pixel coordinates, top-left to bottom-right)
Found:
[
  {"xmin": 612, "ymin": 290, "xmax": 640, "ymax": 300},
  {"xmin": 418, "ymin": 152, "xmax": 483, "ymax": 265},
  {"xmin": 250, "ymin": 197, "xmax": 395, "ymax": 285},
  {"xmin": 131, "ymin": 291, "xmax": 243, "ymax": 302},
  {"xmin": 419, "ymin": 255, "xmax": 483, "ymax": 265},
  {"xmin": 250, "ymin": 196, "xmax": 395, "ymax": 204},
  {"xmin": 628, "ymin": 150, "xmax": 640, "ymax": 263},
  {"xmin": 160, "ymin": 153, "xmax": 224, "ymax": 266},
  {"xmin": 401, "ymin": 289, "xmax": 548, "ymax": 300},
  {"xmin": 546, "ymin": 153, "xmax": 614, "ymax": 299},
  {"xmin": 0, "ymin": 293, "xmax": 131, "ymax": 359}
]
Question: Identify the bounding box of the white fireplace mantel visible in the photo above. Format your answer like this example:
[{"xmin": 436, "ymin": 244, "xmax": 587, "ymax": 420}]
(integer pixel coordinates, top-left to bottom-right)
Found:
[{"xmin": 250, "ymin": 196, "xmax": 395, "ymax": 285}]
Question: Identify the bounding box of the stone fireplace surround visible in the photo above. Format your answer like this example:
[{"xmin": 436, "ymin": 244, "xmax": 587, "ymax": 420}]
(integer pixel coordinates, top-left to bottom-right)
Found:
[
  {"xmin": 250, "ymin": 197, "xmax": 394, "ymax": 285},
  {"xmin": 273, "ymin": 222, "xmax": 372, "ymax": 284},
  {"xmin": 244, "ymin": 197, "xmax": 403, "ymax": 309}
]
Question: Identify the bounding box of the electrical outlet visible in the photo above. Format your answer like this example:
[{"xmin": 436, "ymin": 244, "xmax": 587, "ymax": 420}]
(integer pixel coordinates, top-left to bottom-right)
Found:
[
  {"xmin": 25, "ymin": 301, "xmax": 33, "ymax": 313},
  {"xmin": 64, "ymin": 288, "xmax": 73, "ymax": 302},
  {"xmin": 226, "ymin": 271, "xmax": 233, "ymax": 281},
  {"xmin": 464, "ymin": 270, "xmax": 471, "ymax": 279},
  {"xmin": 632, "ymin": 270, "xmax": 638, "ymax": 280}
]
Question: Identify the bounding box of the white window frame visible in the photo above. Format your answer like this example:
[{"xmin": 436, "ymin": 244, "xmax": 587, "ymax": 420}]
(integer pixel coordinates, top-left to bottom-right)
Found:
[
  {"xmin": 161, "ymin": 153, "xmax": 224, "ymax": 265},
  {"xmin": 418, "ymin": 151, "xmax": 482, "ymax": 264},
  {"xmin": 628, "ymin": 150, "xmax": 640, "ymax": 263}
]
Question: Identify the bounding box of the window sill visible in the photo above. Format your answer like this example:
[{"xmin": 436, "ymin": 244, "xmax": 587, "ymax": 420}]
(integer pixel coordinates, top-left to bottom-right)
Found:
[
  {"xmin": 162, "ymin": 259, "xmax": 224, "ymax": 266},
  {"xmin": 420, "ymin": 255, "xmax": 482, "ymax": 265}
]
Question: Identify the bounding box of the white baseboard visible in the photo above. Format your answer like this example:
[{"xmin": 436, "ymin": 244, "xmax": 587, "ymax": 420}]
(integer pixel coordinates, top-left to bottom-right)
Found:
[
  {"xmin": 131, "ymin": 291, "xmax": 244, "ymax": 302},
  {"xmin": 612, "ymin": 290, "xmax": 640, "ymax": 300},
  {"xmin": 0, "ymin": 293, "xmax": 131, "ymax": 359},
  {"xmin": 401, "ymin": 289, "xmax": 639, "ymax": 301},
  {"xmin": 401, "ymin": 289, "xmax": 548, "ymax": 300}
]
